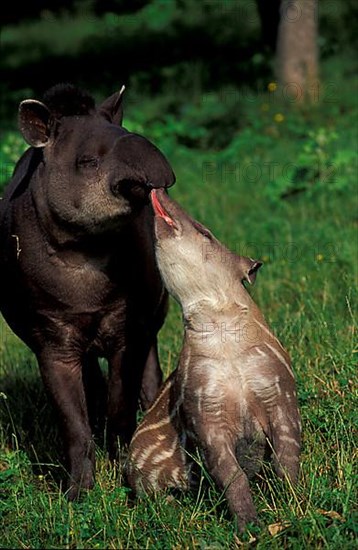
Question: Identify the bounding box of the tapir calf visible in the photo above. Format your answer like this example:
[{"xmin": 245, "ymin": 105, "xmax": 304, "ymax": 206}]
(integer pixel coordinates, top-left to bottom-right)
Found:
[{"xmin": 127, "ymin": 189, "xmax": 301, "ymax": 531}]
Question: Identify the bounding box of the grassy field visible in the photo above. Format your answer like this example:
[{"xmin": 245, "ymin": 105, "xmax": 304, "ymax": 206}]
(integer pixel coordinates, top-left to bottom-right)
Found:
[{"xmin": 1, "ymin": 56, "xmax": 357, "ymax": 548}]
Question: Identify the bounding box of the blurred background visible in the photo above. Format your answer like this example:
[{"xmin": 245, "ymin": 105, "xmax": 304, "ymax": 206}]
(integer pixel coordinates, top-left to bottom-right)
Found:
[
  {"xmin": 1, "ymin": 0, "xmax": 357, "ymax": 102},
  {"xmin": 1, "ymin": 1, "xmax": 357, "ymax": 201},
  {"xmin": 1, "ymin": 0, "xmax": 357, "ymax": 201},
  {"xmin": 0, "ymin": 2, "xmax": 355, "ymax": 102}
]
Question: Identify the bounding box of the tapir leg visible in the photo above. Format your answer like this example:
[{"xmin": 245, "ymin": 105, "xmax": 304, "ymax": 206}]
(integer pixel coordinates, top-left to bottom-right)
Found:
[
  {"xmin": 270, "ymin": 410, "xmax": 301, "ymax": 484},
  {"xmin": 82, "ymin": 353, "xmax": 107, "ymax": 436},
  {"xmin": 198, "ymin": 435, "xmax": 258, "ymax": 531},
  {"xmin": 140, "ymin": 338, "xmax": 163, "ymax": 410},
  {"xmin": 37, "ymin": 351, "xmax": 95, "ymax": 500},
  {"xmin": 106, "ymin": 340, "xmax": 151, "ymax": 457}
]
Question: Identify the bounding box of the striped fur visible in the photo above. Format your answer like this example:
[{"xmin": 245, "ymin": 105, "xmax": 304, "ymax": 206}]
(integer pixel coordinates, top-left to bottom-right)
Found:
[
  {"xmin": 127, "ymin": 190, "xmax": 301, "ymax": 531},
  {"xmin": 127, "ymin": 371, "xmax": 189, "ymax": 493}
]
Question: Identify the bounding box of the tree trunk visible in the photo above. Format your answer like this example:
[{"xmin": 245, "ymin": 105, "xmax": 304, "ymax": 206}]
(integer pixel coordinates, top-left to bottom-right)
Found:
[{"xmin": 276, "ymin": 0, "xmax": 319, "ymax": 103}]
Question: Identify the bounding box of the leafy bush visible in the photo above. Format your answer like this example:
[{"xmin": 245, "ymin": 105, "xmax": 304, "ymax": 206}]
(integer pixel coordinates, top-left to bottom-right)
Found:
[
  {"xmin": 0, "ymin": 132, "xmax": 27, "ymax": 192},
  {"xmin": 266, "ymin": 128, "xmax": 357, "ymax": 201}
]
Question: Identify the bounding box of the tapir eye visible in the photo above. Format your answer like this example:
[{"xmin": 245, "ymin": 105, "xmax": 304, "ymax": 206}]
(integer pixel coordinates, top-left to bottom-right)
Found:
[
  {"xmin": 77, "ymin": 155, "xmax": 99, "ymax": 168},
  {"xmin": 193, "ymin": 220, "xmax": 213, "ymax": 240}
]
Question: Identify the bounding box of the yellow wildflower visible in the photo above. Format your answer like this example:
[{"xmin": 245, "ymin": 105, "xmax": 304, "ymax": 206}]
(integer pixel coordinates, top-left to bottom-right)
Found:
[
  {"xmin": 268, "ymin": 82, "xmax": 277, "ymax": 92},
  {"xmin": 316, "ymin": 254, "xmax": 324, "ymax": 262},
  {"xmin": 274, "ymin": 113, "xmax": 285, "ymax": 123}
]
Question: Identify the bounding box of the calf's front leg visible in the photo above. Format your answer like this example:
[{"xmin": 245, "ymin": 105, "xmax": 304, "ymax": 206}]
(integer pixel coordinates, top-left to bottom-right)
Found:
[
  {"xmin": 270, "ymin": 404, "xmax": 301, "ymax": 484},
  {"xmin": 199, "ymin": 434, "xmax": 258, "ymax": 532},
  {"xmin": 38, "ymin": 350, "xmax": 95, "ymax": 500}
]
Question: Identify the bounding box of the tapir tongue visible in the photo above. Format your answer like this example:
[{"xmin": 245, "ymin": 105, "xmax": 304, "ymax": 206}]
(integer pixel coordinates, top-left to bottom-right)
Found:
[{"xmin": 150, "ymin": 189, "xmax": 176, "ymax": 227}]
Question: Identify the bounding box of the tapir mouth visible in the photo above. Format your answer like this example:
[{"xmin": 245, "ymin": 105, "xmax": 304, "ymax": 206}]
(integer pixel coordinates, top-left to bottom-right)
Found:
[{"xmin": 150, "ymin": 189, "xmax": 177, "ymax": 228}]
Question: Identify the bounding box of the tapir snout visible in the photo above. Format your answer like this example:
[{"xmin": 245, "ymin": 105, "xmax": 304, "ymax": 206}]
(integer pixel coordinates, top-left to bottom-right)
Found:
[{"xmin": 109, "ymin": 136, "xmax": 175, "ymax": 202}]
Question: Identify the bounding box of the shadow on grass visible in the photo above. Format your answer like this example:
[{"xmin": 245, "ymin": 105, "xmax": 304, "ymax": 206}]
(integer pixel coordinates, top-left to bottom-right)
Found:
[
  {"xmin": 0, "ymin": 357, "xmax": 65, "ymax": 483},
  {"xmin": 0, "ymin": 345, "xmax": 110, "ymax": 489}
]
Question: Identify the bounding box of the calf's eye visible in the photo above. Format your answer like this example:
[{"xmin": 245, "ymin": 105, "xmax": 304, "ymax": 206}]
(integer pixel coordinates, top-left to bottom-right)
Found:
[{"xmin": 193, "ymin": 220, "xmax": 213, "ymax": 240}]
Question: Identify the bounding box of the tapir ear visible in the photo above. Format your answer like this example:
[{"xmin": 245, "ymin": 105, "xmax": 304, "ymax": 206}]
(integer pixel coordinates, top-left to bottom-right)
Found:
[
  {"xmin": 98, "ymin": 85, "xmax": 125, "ymax": 125},
  {"xmin": 241, "ymin": 258, "xmax": 263, "ymax": 285},
  {"xmin": 18, "ymin": 100, "xmax": 51, "ymax": 147}
]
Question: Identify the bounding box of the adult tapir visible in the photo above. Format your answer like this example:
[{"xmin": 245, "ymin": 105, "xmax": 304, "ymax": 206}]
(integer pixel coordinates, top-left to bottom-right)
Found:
[{"xmin": 0, "ymin": 83, "xmax": 175, "ymax": 499}]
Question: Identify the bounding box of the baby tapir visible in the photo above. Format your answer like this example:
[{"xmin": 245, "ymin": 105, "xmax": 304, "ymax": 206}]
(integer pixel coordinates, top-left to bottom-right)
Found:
[{"xmin": 127, "ymin": 189, "xmax": 301, "ymax": 530}]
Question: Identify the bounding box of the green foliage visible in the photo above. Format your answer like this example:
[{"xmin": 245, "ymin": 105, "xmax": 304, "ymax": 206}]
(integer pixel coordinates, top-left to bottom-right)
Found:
[
  {"xmin": 124, "ymin": 86, "xmax": 246, "ymax": 152},
  {"xmin": 1, "ymin": 0, "xmax": 261, "ymax": 107},
  {"xmin": 0, "ymin": 132, "xmax": 27, "ymax": 191},
  {"xmin": 266, "ymin": 128, "xmax": 357, "ymax": 201}
]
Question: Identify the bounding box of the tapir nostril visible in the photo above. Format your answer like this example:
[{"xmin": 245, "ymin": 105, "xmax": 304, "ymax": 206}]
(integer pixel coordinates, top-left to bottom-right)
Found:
[
  {"xmin": 110, "ymin": 178, "xmax": 172, "ymax": 201},
  {"xmin": 110, "ymin": 178, "xmax": 150, "ymax": 202}
]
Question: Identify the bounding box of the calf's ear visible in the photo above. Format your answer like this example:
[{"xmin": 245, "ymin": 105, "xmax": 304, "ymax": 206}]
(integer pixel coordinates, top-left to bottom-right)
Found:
[
  {"xmin": 98, "ymin": 85, "xmax": 125, "ymax": 125},
  {"xmin": 240, "ymin": 258, "xmax": 263, "ymax": 285},
  {"xmin": 18, "ymin": 100, "xmax": 51, "ymax": 147}
]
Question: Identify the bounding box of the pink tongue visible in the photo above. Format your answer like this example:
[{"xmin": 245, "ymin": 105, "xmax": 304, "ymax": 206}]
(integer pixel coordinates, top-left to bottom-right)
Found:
[{"xmin": 151, "ymin": 190, "xmax": 176, "ymax": 227}]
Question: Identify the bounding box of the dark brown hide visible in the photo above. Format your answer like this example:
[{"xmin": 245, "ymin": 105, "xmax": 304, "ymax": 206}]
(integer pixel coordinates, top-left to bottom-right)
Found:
[{"xmin": 0, "ymin": 84, "xmax": 175, "ymax": 499}]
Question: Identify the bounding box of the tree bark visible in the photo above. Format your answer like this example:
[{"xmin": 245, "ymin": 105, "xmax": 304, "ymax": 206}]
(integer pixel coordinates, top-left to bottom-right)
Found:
[{"xmin": 276, "ymin": 0, "xmax": 319, "ymax": 103}]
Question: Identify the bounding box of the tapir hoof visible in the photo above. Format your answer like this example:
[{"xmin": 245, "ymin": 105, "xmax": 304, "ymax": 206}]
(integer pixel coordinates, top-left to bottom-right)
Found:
[{"xmin": 65, "ymin": 458, "xmax": 95, "ymax": 501}]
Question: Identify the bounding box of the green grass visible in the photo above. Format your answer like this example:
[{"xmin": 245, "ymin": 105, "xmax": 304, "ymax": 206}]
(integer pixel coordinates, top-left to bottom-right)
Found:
[{"xmin": 1, "ymin": 57, "xmax": 357, "ymax": 548}]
